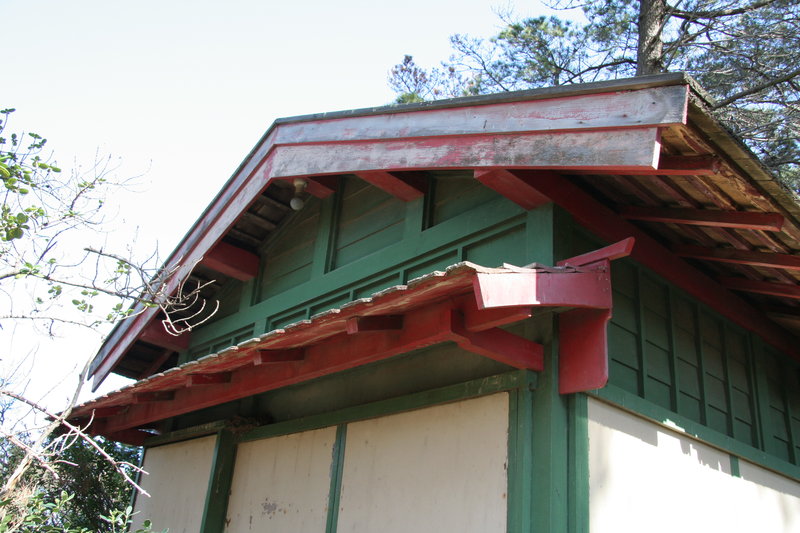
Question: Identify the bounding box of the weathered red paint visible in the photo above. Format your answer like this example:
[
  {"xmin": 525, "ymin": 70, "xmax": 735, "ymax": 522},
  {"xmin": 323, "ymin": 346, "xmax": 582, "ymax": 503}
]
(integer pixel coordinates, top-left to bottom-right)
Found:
[
  {"xmin": 473, "ymin": 270, "xmax": 613, "ymax": 310},
  {"xmin": 557, "ymin": 237, "xmax": 635, "ymax": 268},
  {"xmin": 474, "ymin": 169, "xmax": 551, "ymax": 210},
  {"xmin": 201, "ymin": 241, "xmax": 260, "ymax": 281},
  {"xmin": 558, "ymin": 308, "xmax": 611, "ymax": 394}
]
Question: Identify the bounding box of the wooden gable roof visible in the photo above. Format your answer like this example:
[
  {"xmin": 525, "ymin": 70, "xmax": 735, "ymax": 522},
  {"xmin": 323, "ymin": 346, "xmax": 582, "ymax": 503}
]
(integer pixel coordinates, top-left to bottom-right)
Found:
[{"xmin": 87, "ymin": 72, "xmax": 800, "ymax": 397}]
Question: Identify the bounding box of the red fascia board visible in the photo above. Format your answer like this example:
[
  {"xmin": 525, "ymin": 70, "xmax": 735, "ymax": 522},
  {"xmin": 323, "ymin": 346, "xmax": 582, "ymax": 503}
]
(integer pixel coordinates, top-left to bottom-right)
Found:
[{"xmin": 510, "ymin": 170, "xmax": 800, "ymax": 361}]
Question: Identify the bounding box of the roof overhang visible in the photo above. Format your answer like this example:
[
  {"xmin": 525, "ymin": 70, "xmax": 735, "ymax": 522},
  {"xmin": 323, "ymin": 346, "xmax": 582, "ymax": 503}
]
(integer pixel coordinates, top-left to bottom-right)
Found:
[{"xmin": 88, "ymin": 72, "xmax": 800, "ymax": 394}]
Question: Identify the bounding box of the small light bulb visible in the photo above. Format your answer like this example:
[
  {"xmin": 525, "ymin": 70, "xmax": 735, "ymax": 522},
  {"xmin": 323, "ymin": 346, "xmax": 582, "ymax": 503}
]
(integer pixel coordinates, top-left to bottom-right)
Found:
[{"xmin": 290, "ymin": 196, "xmax": 305, "ymax": 211}]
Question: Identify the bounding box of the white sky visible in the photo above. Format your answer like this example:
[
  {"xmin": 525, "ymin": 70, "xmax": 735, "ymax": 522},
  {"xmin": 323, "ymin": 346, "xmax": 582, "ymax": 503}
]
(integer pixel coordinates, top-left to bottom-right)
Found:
[{"xmin": 1, "ymin": 0, "xmax": 577, "ymax": 409}]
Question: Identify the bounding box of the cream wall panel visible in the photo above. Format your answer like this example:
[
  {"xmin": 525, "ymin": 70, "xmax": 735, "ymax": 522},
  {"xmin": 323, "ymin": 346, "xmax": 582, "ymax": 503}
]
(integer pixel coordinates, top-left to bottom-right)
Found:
[
  {"xmin": 131, "ymin": 435, "xmax": 217, "ymax": 533},
  {"xmin": 225, "ymin": 426, "xmax": 337, "ymax": 533},
  {"xmin": 588, "ymin": 398, "xmax": 800, "ymax": 533},
  {"xmin": 336, "ymin": 393, "xmax": 509, "ymax": 533}
]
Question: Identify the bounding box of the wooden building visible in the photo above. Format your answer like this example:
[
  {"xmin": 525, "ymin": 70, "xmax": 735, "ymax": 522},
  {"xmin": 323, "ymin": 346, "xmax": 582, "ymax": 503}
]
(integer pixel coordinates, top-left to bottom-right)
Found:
[{"xmin": 72, "ymin": 73, "xmax": 800, "ymax": 532}]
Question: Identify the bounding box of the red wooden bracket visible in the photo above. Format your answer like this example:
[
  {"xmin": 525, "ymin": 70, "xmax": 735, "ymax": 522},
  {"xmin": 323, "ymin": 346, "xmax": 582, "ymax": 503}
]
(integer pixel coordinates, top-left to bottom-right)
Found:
[
  {"xmin": 474, "ymin": 169, "xmax": 551, "ymax": 210},
  {"xmin": 306, "ymin": 176, "xmax": 338, "ymax": 198},
  {"xmin": 558, "ymin": 237, "xmax": 635, "ymax": 269},
  {"xmin": 473, "ymin": 270, "xmax": 612, "ymax": 310},
  {"xmin": 558, "ymin": 308, "xmax": 612, "ymax": 393},
  {"xmin": 201, "ymin": 241, "xmax": 260, "ymax": 281}
]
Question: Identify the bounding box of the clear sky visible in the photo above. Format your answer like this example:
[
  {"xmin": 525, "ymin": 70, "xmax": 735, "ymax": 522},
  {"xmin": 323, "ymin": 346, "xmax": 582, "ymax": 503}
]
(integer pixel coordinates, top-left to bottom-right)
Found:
[{"xmin": 1, "ymin": 0, "xmax": 576, "ymax": 406}]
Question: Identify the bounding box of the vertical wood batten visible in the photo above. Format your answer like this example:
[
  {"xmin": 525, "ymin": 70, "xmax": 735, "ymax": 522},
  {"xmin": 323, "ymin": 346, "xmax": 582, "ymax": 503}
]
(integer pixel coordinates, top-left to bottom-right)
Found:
[
  {"xmin": 325, "ymin": 424, "xmax": 347, "ymax": 533},
  {"xmin": 199, "ymin": 430, "xmax": 237, "ymax": 533}
]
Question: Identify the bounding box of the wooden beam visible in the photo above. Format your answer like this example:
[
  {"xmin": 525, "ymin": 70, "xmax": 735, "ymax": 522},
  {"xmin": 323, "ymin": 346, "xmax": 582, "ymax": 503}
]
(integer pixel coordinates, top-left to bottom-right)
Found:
[
  {"xmin": 474, "ymin": 169, "xmax": 551, "ymax": 210},
  {"xmin": 139, "ymin": 322, "xmax": 189, "ymax": 352},
  {"xmin": 719, "ymin": 277, "xmax": 800, "ymax": 300},
  {"xmin": 186, "ymin": 373, "xmax": 232, "ymax": 387},
  {"xmin": 355, "ymin": 171, "xmax": 425, "ymax": 201},
  {"xmin": 253, "ymin": 349, "xmax": 305, "ymax": 365},
  {"xmin": 104, "ymin": 429, "xmax": 151, "ymax": 446},
  {"xmin": 346, "ymin": 315, "xmax": 403, "ymax": 334},
  {"xmin": 570, "ymin": 155, "xmax": 721, "ymax": 175},
  {"xmin": 270, "ymin": 129, "xmax": 662, "ymax": 177},
  {"xmin": 619, "ymin": 207, "xmax": 784, "ymax": 231},
  {"xmin": 451, "ymin": 315, "xmax": 544, "ymax": 371},
  {"xmin": 134, "ymin": 391, "xmax": 176, "ymax": 403},
  {"xmin": 201, "ymin": 241, "xmax": 260, "ymax": 281},
  {"xmin": 305, "ymin": 176, "xmax": 338, "ymax": 198},
  {"xmin": 673, "ymin": 244, "xmax": 800, "ymax": 271},
  {"xmin": 138, "ymin": 349, "xmax": 174, "ymax": 379},
  {"xmin": 89, "ymin": 299, "xmax": 545, "ymax": 435},
  {"xmin": 461, "ymin": 304, "xmax": 533, "ymax": 332},
  {"xmin": 506, "ymin": 170, "xmax": 800, "ymax": 360}
]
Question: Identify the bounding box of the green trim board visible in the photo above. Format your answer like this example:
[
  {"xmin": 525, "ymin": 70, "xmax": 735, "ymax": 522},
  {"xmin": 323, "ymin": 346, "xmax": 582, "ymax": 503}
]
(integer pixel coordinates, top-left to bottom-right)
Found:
[
  {"xmin": 325, "ymin": 424, "xmax": 347, "ymax": 533},
  {"xmin": 506, "ymin": 374, "xmax": 536, "ymax": 533},
  {"xmin": 568, "ymin": 393, "xmax": 589, "ymax": 533},
  {"xmin": 199, "ymin": 430, "xmax": 237, "ymax": 533}
]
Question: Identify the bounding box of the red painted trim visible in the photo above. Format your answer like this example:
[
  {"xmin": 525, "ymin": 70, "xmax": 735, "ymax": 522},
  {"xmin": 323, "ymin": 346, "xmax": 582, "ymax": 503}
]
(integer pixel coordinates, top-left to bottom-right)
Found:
[
  {"xmin": 306, "ymin": 176, "xmax": 338, "ymax": 198},
  {"xmin": 85, "ymin": 298, "xmax": 542, "ymax": 434},
  {"xmin": 619, "ymin": 207, "xmax": 784, "ymax": 231},
  {"xmin": 355, "ymin": 171, "xmax": 425, "ymax": 201},
  {"xmin": 509, "ymin": 170, "xmax": 800, "ymax": 360},
  {"xmin": 461, "ymin": 302, "xmax": 533, "ymax": 332},
  {"xmin": 346, "ymin": 315, "xmax": 404, "ymax": 334},
  {"xmin": 474, "ymin": 169, "xmax": 551, "ymax": 210},
  {"xmin": 253, "ymin": 349, "xmax": 305, "ymax": 365},
  {"xmin": 139, "ymin": 321, "xmax": 190, "ymax": 352},
  {"xmin": 473, "ymin": 270, "xmax": 613, "ymax": 310},
  {"xmin": 103, "ymin": 429, "xmax": 150, "ymax": 446},
  {"xmin": 450, "ymin": 312, "xmax": 544, "ymax": 371},
  {"xmin": 201, "ymin": 241, "xmax": 260, "ymax": 281},
  {"xmin": 559, "ymin": 308, "xmax": 611, "ymax": 393},
  {"xmin": 720, "ymin": 277, "xmax": 800, "ymax": 299},
  {"xmin": 186, "ymin": 373, "xmax": 232, "ymax": 386},
  {"xmin": 557, "ymin": 237, "xmax": 635, "ymax": 268},
  {"xmin": 674, "ymin": 244, "xmax": 800, "ymax": 271}
]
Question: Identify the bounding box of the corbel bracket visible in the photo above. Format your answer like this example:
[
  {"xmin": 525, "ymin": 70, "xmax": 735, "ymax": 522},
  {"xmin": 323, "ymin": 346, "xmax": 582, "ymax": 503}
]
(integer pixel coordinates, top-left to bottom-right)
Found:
[{"xmin": 473, "ymin": 237, "xmax": 634, "ymax": 393}]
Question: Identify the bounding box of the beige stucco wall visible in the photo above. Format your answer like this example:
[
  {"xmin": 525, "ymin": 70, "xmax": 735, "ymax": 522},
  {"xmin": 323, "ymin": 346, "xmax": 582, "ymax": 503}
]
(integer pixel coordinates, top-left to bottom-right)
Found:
[
  {"xmin": 588, "ymin": 398, "xmax": 800, "ymax": 532},
  {"xmin": 131, "ymin": 435, "xmax": 217, "ymax": 533},
  {"xmin": 224, "ymin": 426, "xmax": 337, "ymax": 533},
  {"xmin": 336, "ymin": 392, "xmax": 509, "ymax": 533}
]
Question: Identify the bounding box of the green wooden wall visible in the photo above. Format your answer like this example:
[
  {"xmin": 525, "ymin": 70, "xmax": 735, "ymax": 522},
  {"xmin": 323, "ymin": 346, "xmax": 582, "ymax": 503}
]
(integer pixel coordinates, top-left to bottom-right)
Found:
[{"xmin": 182, "ymin": 172, "xmax": 543, "ymax": 362}]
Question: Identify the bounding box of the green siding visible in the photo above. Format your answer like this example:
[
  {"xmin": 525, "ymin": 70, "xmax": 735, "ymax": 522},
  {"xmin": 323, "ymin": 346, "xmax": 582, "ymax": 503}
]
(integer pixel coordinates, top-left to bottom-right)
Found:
[
  {"xmin": 333, "ymin": 177, "xmax": 405, "ymax": 269},
  {"xmin": 428, "ymin": 170, "xmax": 498, "ymax": 226},
  {"xmin": 258, "ymin": 197, "xmax": 321, "ymax": 299}
]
